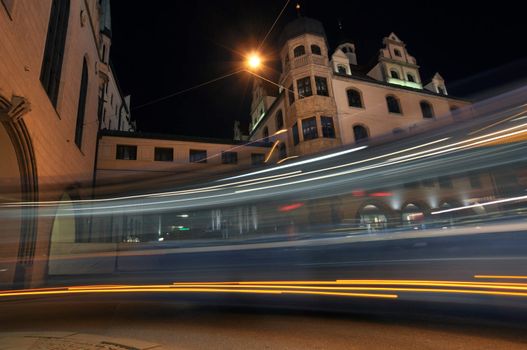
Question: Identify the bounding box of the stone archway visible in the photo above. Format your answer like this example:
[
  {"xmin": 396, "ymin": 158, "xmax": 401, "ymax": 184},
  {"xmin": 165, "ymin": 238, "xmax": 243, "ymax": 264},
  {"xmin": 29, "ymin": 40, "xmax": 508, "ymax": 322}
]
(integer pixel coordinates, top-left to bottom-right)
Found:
[{"xmin": 0, "ymin": 93, "xmax": 37, "ymax": 287}]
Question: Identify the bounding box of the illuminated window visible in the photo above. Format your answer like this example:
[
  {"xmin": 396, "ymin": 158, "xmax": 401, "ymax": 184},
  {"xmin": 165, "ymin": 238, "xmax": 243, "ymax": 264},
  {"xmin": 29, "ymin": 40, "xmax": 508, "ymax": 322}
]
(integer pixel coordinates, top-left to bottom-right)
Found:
[
  {"xmin": 292, "ymin": 122, "xmax": 299, "ymax": 145},
  {"xmin": 315, "ymin": 76, "xmax": 329, "ymax": 96},
  {"xmin": 302, "ymin": 117, "xmax": 318, "ymax": 140},
  {"xmin": 386, "ymin": 95, "xmax": 402, "ymax": 114},
  {"xmin": 297, "ymin": 77, "xmax": 312, "ymax": 98},
  {"xmin": 275, "ymin": 110, "xmax": 284, "ymax": 130},
  {"xmin": 407, "ymin": 74, "xmax": 415, "ymax": 82},
  {"xmin": 394, "ymin": 49, "xmax": 402, "ymax": 57},
  {"xmin": 390, "ymin": 70, "xmax": 400, "ymax": 79},
  {"xmin": 311, "ymin": 44, "xmax": 322, "ymax": 55},
  {"xmin": 154, "ymin": 147, "xmax": 173, "ymax": 161},
  {"xmin": 116, "ymin": 145, "xmax": 137, "ymax": 160},
  {"xmin": 189, "ymin": 149, "xmax": 207, "ymax": 163},
  {"xmin": 321, "ymin": 116, "xmax": 335, "ymax": 138},
  {"xmin": 420, "ymin": 101, "xmax": 434, "ymax": 118},
  {"xmin": 353, "ymin": 125, "xmax": 369, "ymax": 142},
  {"xmin": 74, "ymin": 58, "xmax": 88, "ymax": 148},
  {"xmin": 337, "ymin": 65, "xmax": 347, "ymax": 74},
  {"xmin": 40, "ymin": 0, "xmax": 70, "ymax": 107},
  {"xmin": 347, "ymin": 88, "xmax": 363, "ymax": 108},
  {"xmin": 293, "ymin": 45, "xmax": 305, "ymax": 57},
  {"xmin": 221, "ymin": 151, "xmax": 238, "ymax": 164}
]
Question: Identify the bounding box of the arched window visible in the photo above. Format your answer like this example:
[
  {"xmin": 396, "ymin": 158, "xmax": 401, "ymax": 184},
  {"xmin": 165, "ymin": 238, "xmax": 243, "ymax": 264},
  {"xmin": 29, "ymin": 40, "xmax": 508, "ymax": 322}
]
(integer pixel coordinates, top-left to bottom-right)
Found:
[
  {"xmin": 341, "ymin": 47, "xmax": 348, "ymax": 53},
  {"xmin": 40, "ymin": 0, "xmax": 71, "ymax": 107},
  {"xmin": 394, "ymin": 49, "xmax": 402, "ymax": 57},
  {"xmin": 275, "ymin": 110, "xmax": 284, "ymax": 130},
  {"xmin": 74, "ymin": 58, "xmax": 88, "ymax": 148},
  {"xmin": 311, "ymin": 44, "xmax": 322, "ymax": 55},
  {"xmin": 407, "ymin": 74, "xmax": 415, "ymax": 82},
  {"xmin": 263, "ymin": 126, "xmax": 269, "ymax": 143},
  {"xmin": 293, "ymin": 45, "xmax": 305, "ymax": 58},
  {"xmin": 390, "ymin": 70, "xmax": 400, "ymax": 79},
  {"xmin": 386, "ymin": 95, "xmax": 402, "ymax": 114},
  {"xmin": 347, "ymin": 46, "xmax": 354, "ymax": 53},
  {"xmin": 278, "ymin": 143, "xmax": 287, "ymax": 160},
  {"xmin": 347, "ymin": 88, "xmax": 363, "ymax": 108},
  {"xmin": 353, "ymin": 125, "xmax": 369, "ymax": 142},
  {"xmin": 420, "ymin": 101, "xmax": 434, "ymax": 118},
  {"xmin": 337, "ymin": 65, "xmax": 347, "ymax": 74}
]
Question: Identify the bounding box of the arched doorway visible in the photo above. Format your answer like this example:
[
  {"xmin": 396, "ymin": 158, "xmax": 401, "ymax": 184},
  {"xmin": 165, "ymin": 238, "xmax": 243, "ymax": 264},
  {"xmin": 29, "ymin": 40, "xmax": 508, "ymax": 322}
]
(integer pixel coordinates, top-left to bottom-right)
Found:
[
  {"xmin": 357, "ymin": 203, "xmax": 388, "ymax": 231},
  {"xmin": 401, "ymin": 203, "xmax": 426, "ymax": 226},
  {"xmin": 0, "ymin": 94, "xmax": 38, "ymax": 287}
]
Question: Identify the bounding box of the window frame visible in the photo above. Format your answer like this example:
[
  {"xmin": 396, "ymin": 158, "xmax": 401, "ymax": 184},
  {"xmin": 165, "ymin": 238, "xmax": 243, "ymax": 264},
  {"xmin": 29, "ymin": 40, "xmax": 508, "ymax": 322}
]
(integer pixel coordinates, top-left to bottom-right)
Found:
[
  {"xmin": 302, "ymin": 116, "xmax": 318, "ymax": 141},
  {"xmin": 346, "ymin": 88, "xmax": 363, "ymax": 108},
  {"xmin": 74, "ymin": 58, "xmax": 88, "ymax": 149},
  {"xmin": 292, "ymin": 122, "xmax": 299, "ymax": 145},
  {"xmin": 310, "ymin": 44, "xmax": 322, "ymax": 55},
  {"xmin": 189, "ymin": 149, "xmax": 208, "ymax": 163},
  {"xmin": 293, "ymin": 45, "xmax": 306, "ymax": 57},
  {"xmin": 386, "ymin": 95, "xmax": 402, "ymax": 114},
  {"xmin": 353, "ymin": 124, "xmax": 369, "ymax": 143},
  {"xmin": 116, "ymin": 144, "xmax": 137, "ymax": 160},
  {"xmin": 297, "ymin": 76, "xmax": 312, "ymax": 98},
  {"xmin": 221, "ymin": 151, "xmax": 238, "ymax": 164},
  {"xmin": 315, "ymin": 76, "xmax": 329, "ymax": 96},
  {"xmin": 420, "ymin": 100, "xmax": 434, "ymax": 119},
  {"xmin": 321, "ymin": 116, "xmax": 336, "ymax": 139},
  {"xmin": 154, "ymin": 147, "xmax": 174, "ymax": 162},
  {"xmin": 275, "ymin": 110, "xmax": 284, "ymax": 130},
  {"xmin": 390, "ymin": 69, "xmax": 400, "ymax": 79}
]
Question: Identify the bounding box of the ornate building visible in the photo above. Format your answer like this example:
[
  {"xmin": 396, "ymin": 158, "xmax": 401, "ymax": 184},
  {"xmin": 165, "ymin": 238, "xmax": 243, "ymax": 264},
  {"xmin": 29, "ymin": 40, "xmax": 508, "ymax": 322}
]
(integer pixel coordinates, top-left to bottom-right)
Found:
[{"xmin": 249, "ymin": 17, "xmax": 470, "ymax": 159}]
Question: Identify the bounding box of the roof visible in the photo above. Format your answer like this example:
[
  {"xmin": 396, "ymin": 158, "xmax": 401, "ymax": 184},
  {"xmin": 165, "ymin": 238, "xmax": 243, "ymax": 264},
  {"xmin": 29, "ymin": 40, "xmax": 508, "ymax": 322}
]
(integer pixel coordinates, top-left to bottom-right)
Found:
[
  {"xmin": 100, "ymin": 130, "xmax": 271, "ymax": 147},
  {"xmin": 278, "ymin": 17, "xmax": 327, "ymax": 46}
]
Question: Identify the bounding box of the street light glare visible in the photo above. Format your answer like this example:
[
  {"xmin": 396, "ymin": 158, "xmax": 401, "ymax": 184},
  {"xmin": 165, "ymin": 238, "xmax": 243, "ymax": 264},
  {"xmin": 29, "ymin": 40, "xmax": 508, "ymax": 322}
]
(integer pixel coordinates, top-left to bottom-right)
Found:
[{"xmin": 247, "ymin": 53, "xmax": 262, "ymax": 69}]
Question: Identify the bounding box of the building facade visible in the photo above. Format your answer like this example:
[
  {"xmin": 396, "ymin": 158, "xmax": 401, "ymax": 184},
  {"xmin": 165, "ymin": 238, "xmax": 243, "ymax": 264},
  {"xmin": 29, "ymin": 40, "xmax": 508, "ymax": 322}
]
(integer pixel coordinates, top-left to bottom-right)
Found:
[{"xmin": 249, "ymin": 17, "xmax": 470, "ymax": 158}]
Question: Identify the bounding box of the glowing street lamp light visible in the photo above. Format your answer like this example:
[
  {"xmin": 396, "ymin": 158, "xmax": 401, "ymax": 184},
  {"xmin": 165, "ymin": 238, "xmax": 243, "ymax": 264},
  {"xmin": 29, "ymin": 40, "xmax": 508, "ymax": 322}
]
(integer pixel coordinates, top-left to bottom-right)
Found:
[{"xmin": 247, "ymin": 53, "xmax": 262, "ymax": 70}]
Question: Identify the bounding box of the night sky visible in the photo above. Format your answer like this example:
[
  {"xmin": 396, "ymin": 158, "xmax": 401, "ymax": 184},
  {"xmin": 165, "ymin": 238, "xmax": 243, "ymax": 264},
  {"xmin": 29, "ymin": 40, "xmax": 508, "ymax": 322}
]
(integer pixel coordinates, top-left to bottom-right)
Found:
[{"xmin": 110, "ymin": 1, "xmax": 526, "ymax": 139}]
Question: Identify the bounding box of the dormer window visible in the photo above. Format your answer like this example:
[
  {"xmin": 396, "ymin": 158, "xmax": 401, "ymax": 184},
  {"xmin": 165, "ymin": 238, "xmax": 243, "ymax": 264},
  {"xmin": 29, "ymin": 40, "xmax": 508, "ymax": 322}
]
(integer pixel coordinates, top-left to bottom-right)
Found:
[
  {"xmin": 311, "ymin": 44, "xmax": 322, "ymax": 55},
  {"xmin": 438, "ymin": 86, "xmax": 445, "ymax": 95},
  {"xmin": 394, "ymin": 49, "xmax": 402, "ymax": 57},
  {"xmin": 294, "ymin": 45, "xmax": 306, "ymax": 58},
  {"xmin": 390, "ymin": 70, "xmax": 400, "ymax": 79},
  {"xmin": 337, "ymin": 65, "xmax": 347, "ymax": 74}
]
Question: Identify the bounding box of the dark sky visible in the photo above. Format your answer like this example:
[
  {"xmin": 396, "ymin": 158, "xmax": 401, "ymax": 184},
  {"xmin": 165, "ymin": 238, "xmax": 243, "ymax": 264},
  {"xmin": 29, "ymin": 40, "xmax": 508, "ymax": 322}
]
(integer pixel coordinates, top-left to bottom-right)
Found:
[{"xmin": 110, "ymin": 1, "xmax": 526, "ymax": 139}]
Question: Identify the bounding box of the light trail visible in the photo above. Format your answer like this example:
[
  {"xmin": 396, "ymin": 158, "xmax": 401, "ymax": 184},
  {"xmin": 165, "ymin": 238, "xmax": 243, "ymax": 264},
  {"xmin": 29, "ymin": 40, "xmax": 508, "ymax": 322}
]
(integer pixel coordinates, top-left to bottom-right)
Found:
[
  {"xmin": 474, "ymin": 275, "xmax": 527, "ymax": 280},
  {"xmin": 431, "ymin": 194, "xmax": 527, "ymax": 215}
]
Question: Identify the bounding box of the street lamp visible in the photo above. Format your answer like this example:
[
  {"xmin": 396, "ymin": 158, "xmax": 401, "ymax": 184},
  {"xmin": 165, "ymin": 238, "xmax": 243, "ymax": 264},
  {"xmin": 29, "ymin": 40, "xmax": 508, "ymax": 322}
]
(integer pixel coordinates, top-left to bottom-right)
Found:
[{"xmin": 247, "ymin": 53, "xmax": 262, "ymax": 70}]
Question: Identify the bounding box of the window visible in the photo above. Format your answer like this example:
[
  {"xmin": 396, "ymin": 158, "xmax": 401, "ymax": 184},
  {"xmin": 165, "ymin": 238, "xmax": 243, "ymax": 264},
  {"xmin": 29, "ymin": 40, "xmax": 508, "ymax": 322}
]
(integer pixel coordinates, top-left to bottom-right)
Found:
[
  {"xmin": 302, "ymin": 117, "xmax": 318, "ymax": 140},
  {"xmin": 263, "ymin": 126, "xmax": 269, "ymax": 143},
  {"xmin": 337, "ymin": 65, "xmax": 347, "ymax": 74},
  {"xmin": 438, "ymin": 86, "xmax": 446, "ymax": 95},
  {"xmin": 353, "ymin": 125, "xmax": 369, "ymax": 142},
  {"xmin": 292, "ymin": 122, "xmax": 299, "ymax": 145},
  {"xmin": 321, "ymin": 116, "xmax": 335, "ymax": 138},
  {"xmin": 315, "ymin": 76, "xmax": 329, "ymax": 96},
  {"xmin": 116, "ymin": 145, "xmax": 137, "ymax": 160},
  {"xmin": 74, "ymin": 58, "xmax": 88, "ymax": 148},
  {"xmin": 420, "ymin": 101, "xmax": 434, "ymax": 118},
  {"xmin": 154, "ymin": 147, "xmax": 173, "ymax": 161},
  {"xmin": 275, "ymin": 110, "xmax": 284, "ymax": 130},
  {"xmin": 288, "ymin": 84, "xmax": 295, "ymax": 105},
  {"xmin": 40, "ymin": 0, "xmax": 70, "ymax": 107},
  {"xmin": 390, "ymin": 70, "xmax": 400, "ymax": 79},
  {"xmin": 293, "ymin": 45, "xmax": 305, "ymax": 57},
  {"xmin": 438, "ymin": 175, "xmax": 453, "ymax": 188},
  {"xmin": 189, "ymin": 149, "xmax": 207, "ymax": 163},
  {"xmin": 386, "ymin": 95, "xmax": 402, "ymax": 114},
  {"xmin": 394, "ymin": 49, "xmax": 402, "ymax": 57},
  {"xmin": 407, "ymin": 74, "xmax": 415, "ymax": 82},
  {"xmin": 346, "ymin": 88, "xmax": 363, "ymax": 108},
  {"xmin": 342, "ymin": 47, "xmax": 348, "ymax": 53},
  {"xmin": 251, "ymin": 153, "xmax": 265, "ymax": 166},
  {"xmin": 297, "ymin": 77, "xmax": 312, "ymax": 98},
  {"xmin": 278, "ymin": 143, "xmax": 287, "ymax": 160},
  {"xmin": 221, "ymin": 151, "xmax": 238, "ymax": 164},
  {"xmin": 311, "ymin": 44, "xmax": 322, "ymax": 55},
  {"xmin": 468, "ymin": 171, "xmax": 482, "ymax": 188}
]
